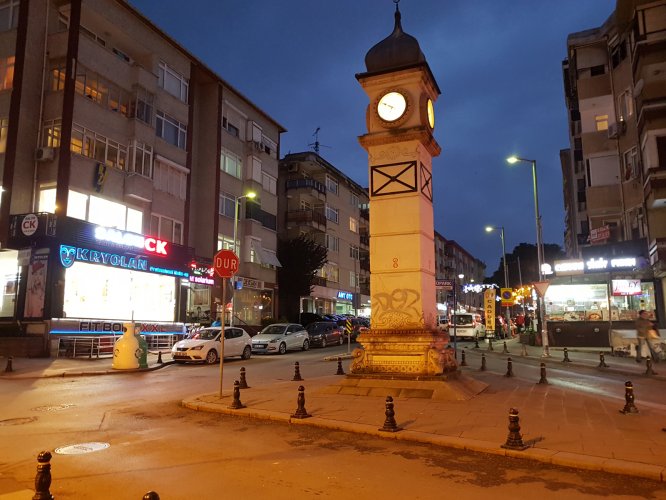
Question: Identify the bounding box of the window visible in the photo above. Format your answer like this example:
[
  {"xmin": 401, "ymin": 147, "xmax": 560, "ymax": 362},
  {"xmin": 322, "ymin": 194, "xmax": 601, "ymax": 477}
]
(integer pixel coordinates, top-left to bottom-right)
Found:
[
  {"xmin": 0, "ymin": 117, "xmax": 7, "ymax": 153},
  {"xmin": 320, "ymin": 263, "xmax": 339, "ymax": 283},
  {"xmin": 158, "ymin": 61, "xmax": 188, "ymax": 102},
  {"xmin": 129, "ymin": 140, "xmax": 153, "ymax": 178},
  {"xmin": 41, "ymin": 119, "xmax": 61, "ymax": 148},
  {"xmin": 0, "ymin": 56, "xmax": 14, "ymax": 91},
  {"xmin": 156, "ymin": 111, "xmax": 187, "ymax": 149},
  {"xmin": 248, "ymin": 156, "xmax": 262, "ymax": 183},
  {"xmin": 222, "ymin": 117, "xmax": 240, "ymax": 138},
  {"xmin": 623, "ymin": 147, "xmax": 639, "ymax": 181},
  {"xmin": 350, "ymin": 244, "xmax": 360, "ymax": 260},
  {"xmin": 350, "ymin": 193, "xmax": 359, "ymax": 208},
  {"xmin": 325, "ymin": 234, "xmax": 339, "ymax": 252},
  {"xmin": 595, "ymin": 114, "xmax": 608, "ymax": 131},
  {"xmin": 153, "ymin": 156, "xmax": 187, "ymax": 200},
  {"xmin": 70, "ymin": 123, "xmax": 127, "ymax": 170},
  {"xmin": 300, "ymin": 200, "xmax": 311, "ymax": 211},
  {"xmin": 326, "ymin": 175, "xmax": 338, "ymax": 195},
  {"xmin": 220, "ymin": 149, "xmax": 242, "ymax": 179},
  {"xmin": 262, "ymin": 172, "xmax": 277, "ymax": 195},
  {"xmin": 349, "ymin": 217, "xmax": 358, "ymax": 233},
  {"xmin": 617, "ymin": 90, "xmax": 634, "ymax": 122},
  {"xmin": 131, "ymin": 87, "xmax": 154, "ymax": 125},
  {"xmin": 0, "ymin": 0, "xmax": 19, "ymax": 31},
  {"xmin": 70, "ymin": 65, "xmax": 130, "ymax": 116},
  {"xmin": 325, "ymin": 204, "xmax": 339, "ymax": 223},
  {"xmin": 217, "ymin": 235, "xmax": 234, "ymax": 251},
  {"xmin": 350, "ymin": 271, "xmax": 359, "ymax": 288},
  {"xmin": 150, "ymin": 214, "xmax": 183, "ymax": 244},
  {"xmin": 51, "ymin": 64, "xmax": 66, "ymax": 92},
  {"xmin": 219, "ymin": 192, "xmax": 236, "ymax": 218}
]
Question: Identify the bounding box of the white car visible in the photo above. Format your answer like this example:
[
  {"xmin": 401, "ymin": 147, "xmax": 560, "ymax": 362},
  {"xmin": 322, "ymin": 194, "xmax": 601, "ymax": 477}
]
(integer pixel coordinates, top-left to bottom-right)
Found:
[
  {"xmin": 171, "ymin": 327, "xmax": 252, "ymax": 364},
  {"xmin": 251, "ymin": 323, "xmax": 309, "ymax": 354}
]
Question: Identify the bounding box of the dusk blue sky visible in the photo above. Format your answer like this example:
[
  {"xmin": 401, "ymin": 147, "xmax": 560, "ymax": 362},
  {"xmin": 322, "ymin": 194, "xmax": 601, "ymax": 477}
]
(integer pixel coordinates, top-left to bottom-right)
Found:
[{"xmin": 130, "ymin": 0, "xmax": 615, "ymax": 276}]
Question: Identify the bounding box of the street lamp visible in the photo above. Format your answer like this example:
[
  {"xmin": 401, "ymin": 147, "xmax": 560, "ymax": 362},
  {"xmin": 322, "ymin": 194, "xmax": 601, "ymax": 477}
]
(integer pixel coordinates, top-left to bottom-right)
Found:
[
  {"xmin": 230, "ymin": 191, "xmax": 256, "ymax": 326},
  {"xmin": 485, "ymin": 225, "xmax": 510, "ymax": 339},
  {"xmin": 506, "ymin": 155, "xmax": 549, "ymax": 356}
]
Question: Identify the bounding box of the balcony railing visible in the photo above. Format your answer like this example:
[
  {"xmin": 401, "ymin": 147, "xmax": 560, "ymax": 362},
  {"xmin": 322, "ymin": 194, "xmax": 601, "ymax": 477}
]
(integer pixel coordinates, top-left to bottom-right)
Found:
[
  {"xmin": 286, "ymin": 209, "xmax": 327, "ymax": 227},
  {"xmin": 285, "ymin": 178, "xmax": 326, "ymax": 195},
  {"xmin": 312, "ymin": 276, "xmax": 327, "ymax": 287}
]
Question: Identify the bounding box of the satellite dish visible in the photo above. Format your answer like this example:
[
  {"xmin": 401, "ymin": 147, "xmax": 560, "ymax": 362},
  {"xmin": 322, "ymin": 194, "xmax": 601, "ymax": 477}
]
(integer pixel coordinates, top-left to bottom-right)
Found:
[{"xmin": 633, "ymin": 79, "xmax": 644, "ymax": 98}]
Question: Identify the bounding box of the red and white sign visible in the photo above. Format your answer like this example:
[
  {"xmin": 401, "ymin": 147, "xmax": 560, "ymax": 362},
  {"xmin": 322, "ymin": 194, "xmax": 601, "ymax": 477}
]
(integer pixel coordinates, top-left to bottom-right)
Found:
[
  {"xmin": 94, "ymin": 226, "xmax": 169, "ymax": 256},
  {"xmin": 214, "ymin": 249, "xmax": 239, "ymax": 278},
  {"xmin": 21, "ymin": 214, "xmax": 38, "ymax": 236},
  {"xmin": 589, "ymin": 225, "xmax": 610, "ymax": 244},
  {"xmin": 533, "ymin": 281, "xmax": 550, "ymax": 297},
  {"xmin": 612, "ymin": 279, "xmax": 642, "ymax": 296}
]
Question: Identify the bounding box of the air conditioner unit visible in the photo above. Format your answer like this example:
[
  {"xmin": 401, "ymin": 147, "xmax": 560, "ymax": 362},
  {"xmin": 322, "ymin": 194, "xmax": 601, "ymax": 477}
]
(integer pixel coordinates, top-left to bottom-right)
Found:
[
  {"xmin": 287, "ymin": 164, "xmax": 299, "ymax": 173},
  {"xmin": 35, "ymin": 147, "xmax": 55, "ymax": 162}
]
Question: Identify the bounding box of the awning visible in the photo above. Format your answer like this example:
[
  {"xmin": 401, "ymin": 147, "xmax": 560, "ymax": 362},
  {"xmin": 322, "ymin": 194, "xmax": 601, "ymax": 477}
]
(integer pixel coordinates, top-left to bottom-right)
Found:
[{"xmin": 251, "ymin": 240, "xmax": 282, "ymax": 268}]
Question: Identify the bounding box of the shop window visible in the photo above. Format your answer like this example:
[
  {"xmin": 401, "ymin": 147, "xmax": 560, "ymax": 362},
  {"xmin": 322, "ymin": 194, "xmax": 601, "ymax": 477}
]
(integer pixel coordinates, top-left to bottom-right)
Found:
[
  {"xmin": 90, "ymin": 196, "xmax": 126, "ymax": 229},
  {"xmin": 67, "ymin": 190, "xmax": 88, "ymax": 221},
  {"xmin": 126, "ymin": 207, "xmax": 143, "ymax": 234},
  {"xmin": 38, "ymin": 188, "xmax": 56, "ymax": 213}
]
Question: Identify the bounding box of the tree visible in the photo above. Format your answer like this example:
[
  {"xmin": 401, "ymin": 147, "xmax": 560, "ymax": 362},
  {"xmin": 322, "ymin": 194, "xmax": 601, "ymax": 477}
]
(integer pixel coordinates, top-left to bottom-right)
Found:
[
  {"xmin": 277, "ymin": 235, "xmax": 328, "ymax": 322},
  {"xmin": 485, "ymin": 242, "xmax": 566, "ymax": 287}
]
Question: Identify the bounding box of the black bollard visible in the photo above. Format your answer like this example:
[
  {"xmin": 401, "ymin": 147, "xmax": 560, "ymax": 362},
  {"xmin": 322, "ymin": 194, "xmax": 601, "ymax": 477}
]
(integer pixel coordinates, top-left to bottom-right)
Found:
[
  {"xmin": 228, "ymin": 380, "xmax": 246, "ymax": 409},
  {"xmin": 460, "ymin": 349, "xmax": 467, "ymax": 366},
  {"xmin": 292, "ymin": 361, "xmax": 303, "ymax": 381},
  {"xmin": 33, "ymin": 451, "xmax": 53, "ymax": 500},
  {"xmin": 501, "ymin": 408, "xmax": 529, "ymax": 450},
  {"xmin": 619, "ymin": 381, "xmax": 639, "ymax": 414},
  {"xmin": 378, "ymin": 395, "xmax": 402, "ymax": 432},
  {"xmin": 474, "ymin": 337, "xmax": 480, "ymax": 349},
  {"xmin": 239, "ymin": 367, "xmax": 250, "ymax": 389},
  {"xmin": 502, "ymin": 341, "xmax": 509, "ymax": 354},
  {"xmin": 488, "ymin": 338, "xmax": 494, "ymax": 351},
  {"xmin": 143, "ymin": 493, "xmax": 160, "ymax": 500},
  {"xmin": 291, "ymin": 385, "xmax": 311, "ymax": 419},
  {"xmin": 597, "ymin": 352, "xmax": 609, "ymax": 368},
  {"xmin": 5, "ymin": 356, "xmax": 13, "ymax": 373},
  {"xmin": 336, "ymin": 357, "xmax": 345, "ymax": 375},
  {"xmin": 157, "ymin": 351, "xmax": 163, "ymax": 364},
  {"xmin": 645, "ymin": 357, "xmax": 657, "ymax": 376},
  {"xmin": 505, "ymin": 357, "xmax": 514, "ymax": 377},
  {"xmin": 480, "ymin": 353, "xmax": 487, "ymax": 371},
  {"xmin": 562, "ymin": 347, "xmax": 571, "ymax": 363},
  {"xmin": 537, "ymin": 362, "xmax": 548, "ymax": 385}
]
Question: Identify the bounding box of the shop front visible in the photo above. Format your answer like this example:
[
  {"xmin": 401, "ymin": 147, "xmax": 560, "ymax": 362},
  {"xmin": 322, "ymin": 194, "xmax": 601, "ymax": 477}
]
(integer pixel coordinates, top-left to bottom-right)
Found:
[
  {"xmin": 231, "ymin": 276, "xmax": 275, "ymax": 327},
  {"xmin": 542, "ymin": 254, "xmax": 659, "ymax": 348},
  {"xmin": 7, "ymin": 213, "xmax": 195, "ymax": 354}
]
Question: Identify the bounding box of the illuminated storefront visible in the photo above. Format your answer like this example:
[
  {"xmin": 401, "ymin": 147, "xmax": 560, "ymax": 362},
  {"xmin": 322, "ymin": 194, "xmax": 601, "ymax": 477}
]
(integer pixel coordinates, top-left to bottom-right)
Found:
[{"xmin": 232, "ymin": 276, "xmax": 274, "ymax": 326}]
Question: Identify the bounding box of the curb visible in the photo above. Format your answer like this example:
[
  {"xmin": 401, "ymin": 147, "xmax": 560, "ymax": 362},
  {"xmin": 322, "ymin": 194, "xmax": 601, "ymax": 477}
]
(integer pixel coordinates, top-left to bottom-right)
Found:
[{"xmin": 0, "ymin": 360, "xmax": 176, "ymax": 379}]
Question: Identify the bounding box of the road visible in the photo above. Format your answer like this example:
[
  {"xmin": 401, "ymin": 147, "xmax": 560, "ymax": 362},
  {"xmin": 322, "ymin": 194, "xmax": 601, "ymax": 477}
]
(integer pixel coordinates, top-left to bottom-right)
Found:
[{"xmin": 2, "ymin": 344, "xmax": 666, "ymax": 499}]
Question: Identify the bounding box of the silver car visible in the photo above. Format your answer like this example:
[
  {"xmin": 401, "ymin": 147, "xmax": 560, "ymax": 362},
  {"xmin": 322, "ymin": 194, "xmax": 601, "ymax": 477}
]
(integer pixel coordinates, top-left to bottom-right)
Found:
[{"xmin": 251, "ymin": 323, "xmax": 310, "ymax": 354}]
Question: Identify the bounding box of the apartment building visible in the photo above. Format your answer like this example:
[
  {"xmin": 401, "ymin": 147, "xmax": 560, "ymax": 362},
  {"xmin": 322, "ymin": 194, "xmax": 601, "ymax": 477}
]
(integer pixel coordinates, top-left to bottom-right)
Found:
[
  {"xmin": 0, "ymin": 0, "xmax": 283, "ymax": 353},
  {"xmin": 278, "ymin": 151, "xmax": 370, "ymax": 317}
]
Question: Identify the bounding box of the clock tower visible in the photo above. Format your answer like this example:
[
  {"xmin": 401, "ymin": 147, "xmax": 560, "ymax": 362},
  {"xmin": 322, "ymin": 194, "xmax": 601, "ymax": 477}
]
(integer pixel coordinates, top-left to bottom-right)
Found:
[{"xmin": 351, "ymin": 2, "xmax": 455, "ymax": 376}]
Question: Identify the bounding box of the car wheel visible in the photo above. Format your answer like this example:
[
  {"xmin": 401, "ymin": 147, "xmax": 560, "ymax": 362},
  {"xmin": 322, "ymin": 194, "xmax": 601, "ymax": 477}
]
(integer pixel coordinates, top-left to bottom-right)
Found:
[
  {"xmin": 321, "ymin": 337, "xmax": 327, "ymax": 348},
  {"xmin": 278, "ymin": 342, "xmax": 287, "ymax": 355},
  {"xmin": 302, "ymin": 339, "xmax": 310, "ymax": 351},
  {"xmin": 241, "ymin": 345, "xmax": 252, "ymax": 360},
  {"xmin": 205, "ymin": 349, "xmax": 218, "ymax": 364}
]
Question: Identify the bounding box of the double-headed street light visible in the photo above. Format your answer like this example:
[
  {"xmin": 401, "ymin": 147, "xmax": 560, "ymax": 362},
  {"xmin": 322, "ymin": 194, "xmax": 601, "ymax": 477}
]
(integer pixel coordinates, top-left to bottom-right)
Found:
[
  {"xmin": 485, "ymin": 225, "xmax": 510, "ymax": 338},
  {"xmin": 230, "ymin": 191, "xmax": 256, "ymax": 326},
  {"xmin": 506, "ymin": 155, "xmax": 549, "ymax": 356}
]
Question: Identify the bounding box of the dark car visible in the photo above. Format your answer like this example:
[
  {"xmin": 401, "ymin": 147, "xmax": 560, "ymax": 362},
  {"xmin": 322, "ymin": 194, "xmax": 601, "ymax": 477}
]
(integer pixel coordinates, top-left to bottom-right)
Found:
[
  {"xmin": 337, "ymin": 317, "xmax": 369, "ymax": 342},
  {"xmin": 306, "ymin": 321, "xmax": 344, "ymax": 348}
]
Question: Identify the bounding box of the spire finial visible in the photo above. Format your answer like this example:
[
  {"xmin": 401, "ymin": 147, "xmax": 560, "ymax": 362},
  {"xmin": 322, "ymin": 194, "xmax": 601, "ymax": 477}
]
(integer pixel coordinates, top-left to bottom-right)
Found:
[{"xmin": 393, "ymin": 0, "xmax": 402, "ymax": 31}]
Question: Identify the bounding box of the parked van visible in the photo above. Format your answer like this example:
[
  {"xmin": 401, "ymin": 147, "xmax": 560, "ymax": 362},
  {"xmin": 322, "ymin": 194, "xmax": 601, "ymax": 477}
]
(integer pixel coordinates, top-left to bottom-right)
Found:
[{"xmin": 449, "ymin": 313, "xmax": 486, "ymax": 340}]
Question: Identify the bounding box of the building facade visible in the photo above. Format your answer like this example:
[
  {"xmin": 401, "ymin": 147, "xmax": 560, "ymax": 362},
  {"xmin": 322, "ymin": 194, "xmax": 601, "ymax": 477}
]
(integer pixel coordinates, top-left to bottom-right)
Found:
[
  {"xmin": 278, "ymin": 151, "xmax": 370, "ymax": 318},
  {"xmin": 0, "ymin": 0, "xmax": 283, "ymax": 354}
]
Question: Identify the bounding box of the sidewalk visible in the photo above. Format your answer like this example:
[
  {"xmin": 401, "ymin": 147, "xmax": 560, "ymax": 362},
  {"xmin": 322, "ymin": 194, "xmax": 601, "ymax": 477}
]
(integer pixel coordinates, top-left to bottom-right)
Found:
[{"xmin": 3, "ymin": 340, "xmax": 666, "ymax": 482}]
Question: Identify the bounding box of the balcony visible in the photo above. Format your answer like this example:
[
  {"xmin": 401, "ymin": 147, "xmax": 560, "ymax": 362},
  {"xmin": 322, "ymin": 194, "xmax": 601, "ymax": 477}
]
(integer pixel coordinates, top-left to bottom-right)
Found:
[
  {"xmin": 360, "ymin": 235, "xmax": 369, "ymax": 247},
  {"xmin": 312, "ymin": 276, "xmax": 327, "ymax": 287},
  {"xmin": 643, "ymin": 172, "xmax": 666, "ymax": 209},
  {"xmin": 285, "ymin": 178, "xmax": 326, "ymax": 198},
  {"xmin": 286, "ymin": 209, "xmax": 327, "ymax": 231},
  {"xmin": 124, "ymin": 173, "xmax": 153, "ymax": 202},
  {"xmin": 649, "ymin": 238, "xmax": 666, "ymax": 276}
]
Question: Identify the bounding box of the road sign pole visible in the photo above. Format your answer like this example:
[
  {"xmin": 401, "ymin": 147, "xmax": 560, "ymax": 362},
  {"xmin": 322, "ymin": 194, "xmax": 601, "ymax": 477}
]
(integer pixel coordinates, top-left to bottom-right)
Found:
[{"xmin": 218, "ymin": 278, "xmax": 226, "ymax": 398}]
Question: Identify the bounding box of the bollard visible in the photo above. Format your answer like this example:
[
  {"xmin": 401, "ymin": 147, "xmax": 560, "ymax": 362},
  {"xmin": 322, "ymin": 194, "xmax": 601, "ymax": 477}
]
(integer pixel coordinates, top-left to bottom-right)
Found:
[
  {"xmin": 336, "ymin": 357, "xmax": 345, "ymax": 375},
  {"xmin": 33, "ymin": 451, "xmax": 53, "ymax": 500},
  {"xmin": 501, "ymin": 408, "xmax": 529, "ymax": 450},
  {"xmin": 487, "ymin": 338, "xmax": 494, "ymax": 352},
  {"xmin": 474, "ymin": 337, "xmax": 480, "ymax": 349},
  {"xmin": 460, "ymin": 349, "xmax": 467, "ymax": 366},
  {"xmin": 598, "ymin": 352, "xmax": 609, "ymax": 368},
  {"xmin": 378, "ymin": 395, "xmax": 402, "ymax": 432},
  {"xmin": 480, "ymin": 353, "xmax": 487, "ymax": 371},
  {"xmin": 502, "ymin": 341, "xmax": 509, "ymax": 354},
  {"xmin": 228, "ymin": 380, "xmax": 246, "ymax": 409},
  {"xmin": 562, "ymin": 347, "xmax": 571, "ymax": 363},
  {"xmin": 291, "ymin": 385, "xmax": 311, "ymax": 419},
  {"xmin": 505, "ymin": 357, "xmax": 514, "ymax": 377},
  {"xmin": 157, "ymin": 351, "xmax": 163, "ymax": 364},
  {"xmin": 520, "ymin": 343, "xmax": 528, "ymax": 357},
  {"xmin": 5, "ymin": 356, "xmax": 13, "ymax": 373},
  {"xmin": 619, "ymin": 380, "xmax": 639, "ymax": 414},
  {"xmin": 292, "ymin": 361, "xmax": 303, "ymax": 381},
  {"xmin": 239, "ymin": 367, "xmax": 250, "ymax": 389},
  {"xmin": 645, "ymin": 357, "xmax": 657, "ymax": 376},
  {"xmin": 537, "ymin": 362, "xmax": 548, "ymax": 385},
  {"xmin": 143, "ymin": 493, "xmax": 160, "ymax": 500}
]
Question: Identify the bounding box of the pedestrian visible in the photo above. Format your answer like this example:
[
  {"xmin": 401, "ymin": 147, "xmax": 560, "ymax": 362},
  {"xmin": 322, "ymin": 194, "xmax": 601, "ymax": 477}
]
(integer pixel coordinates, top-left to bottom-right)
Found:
[
  {"xmin": 635, "ymin": 309, "xmax": 653, "ymax": 363},
  {"xmin": 525, "ymin": 313, "xmax": 533, "ymax": 332}
]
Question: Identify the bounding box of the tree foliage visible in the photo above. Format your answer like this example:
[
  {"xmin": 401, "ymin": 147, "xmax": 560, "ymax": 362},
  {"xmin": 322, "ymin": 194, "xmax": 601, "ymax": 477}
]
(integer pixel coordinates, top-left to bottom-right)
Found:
[
  {"xmin": 484, "ymin": 242, "xmax": 566, "ymax": 287},
  {"xmin": 277, "ymin": 235, "xmax": 328, "ymax": 322}
]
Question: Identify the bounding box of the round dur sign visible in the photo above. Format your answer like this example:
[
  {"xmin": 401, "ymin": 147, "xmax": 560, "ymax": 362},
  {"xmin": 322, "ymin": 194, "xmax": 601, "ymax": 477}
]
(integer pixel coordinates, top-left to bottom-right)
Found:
[{"xmin": 213, "ymin": 249, "xmax": 239, "ymax": 278}]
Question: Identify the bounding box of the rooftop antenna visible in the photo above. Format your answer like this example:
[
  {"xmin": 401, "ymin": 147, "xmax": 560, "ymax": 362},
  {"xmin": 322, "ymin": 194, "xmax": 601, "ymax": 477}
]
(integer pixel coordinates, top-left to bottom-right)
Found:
[{"xmin": 308, "ymin": 127, "xmax": 330, "ymax": 154}]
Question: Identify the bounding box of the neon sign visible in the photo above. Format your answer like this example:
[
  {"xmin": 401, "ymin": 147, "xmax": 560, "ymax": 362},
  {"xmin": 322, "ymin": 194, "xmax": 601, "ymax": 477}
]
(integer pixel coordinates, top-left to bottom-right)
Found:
[
  {"xmin": 94, "ymin": 226, "xmax": 169, "ymax": 256},
  {"xmin": 60, "ymin": 244, "xmax": 148, "ymax": 271},
  {"xmin": 552, "ymin": 257, "xmax": 638, "ymax": 275}
]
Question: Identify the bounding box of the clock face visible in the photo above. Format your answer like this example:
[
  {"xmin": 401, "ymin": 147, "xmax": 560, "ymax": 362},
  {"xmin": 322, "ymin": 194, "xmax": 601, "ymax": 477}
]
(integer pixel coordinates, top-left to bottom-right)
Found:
[
  {"xmin": 427, "ymin": 99, "xmax": 435, "ymax": 129},
  {"xmin": 377, "ymin": 91, "xmax": 407, "ymax": 122}
]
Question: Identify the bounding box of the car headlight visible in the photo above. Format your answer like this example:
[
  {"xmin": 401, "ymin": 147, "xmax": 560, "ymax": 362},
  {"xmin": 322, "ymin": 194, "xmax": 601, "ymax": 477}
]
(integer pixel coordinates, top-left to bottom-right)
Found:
[
  {"xmin": 191, "ymin": 345, "xmax": 204, "ymax": 351},
  {"xmin": 268, "ymin": 337, "xmax": 281, "ymax": 343}
]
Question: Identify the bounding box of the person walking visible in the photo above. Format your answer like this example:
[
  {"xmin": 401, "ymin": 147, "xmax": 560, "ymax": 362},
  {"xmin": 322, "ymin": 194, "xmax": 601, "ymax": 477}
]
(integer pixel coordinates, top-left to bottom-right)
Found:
[{"xmin": 635, "ymin": 309, "xmax": 653, "ymax": 363}]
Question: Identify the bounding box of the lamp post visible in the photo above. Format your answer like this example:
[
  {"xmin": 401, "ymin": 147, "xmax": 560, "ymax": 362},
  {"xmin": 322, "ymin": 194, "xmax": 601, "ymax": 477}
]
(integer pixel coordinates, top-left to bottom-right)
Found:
[
  {"xmin": 230, "ymin": 191, "xmax": 256, "ymax": 326},
  {"xmin": 506, "ymin": 155, "xmax": 549, "ymax": 356},
  {"xmin": 452, "ymin": 273, "xmax": 464, "ymax": 357},
  {"xmin": 485, "ymin": 225, "xmax": 511, "ymax": 339}
]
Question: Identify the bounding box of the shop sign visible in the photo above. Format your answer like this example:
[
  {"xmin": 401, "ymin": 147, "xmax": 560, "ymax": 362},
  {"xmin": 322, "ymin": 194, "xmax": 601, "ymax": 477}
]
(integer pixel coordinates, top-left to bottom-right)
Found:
[
  {"xmin": 612, "ymin": 279, "xmax": 642, "ymax": 296},
  {"xmin": 189, "ymin": 275, "xmax": 214, "ymax": 285},
  {"xmin": 463, "ymin": 283, "xmax": 497, "ymax": 293},
  {"xmin": 60, "ymin": 244, "xmax": 148, "ymax": 271},
  {"xmin": 337, "ymin": 291, "xmax": 353, "ymax": 301},
  {"xmin": 50, "ymin": 318, "xmax": 185, "ymax": 335},
  {"xmin": 552, "ymin": 257, "xmax": 637, "ymax": 275},
  {"xmin": 239, "ymin": 277, "xmax": 262, "ymax": 289},
  {"xmin": 189, "ymin": 262, "xmax": 215, "ymax": 285},
  {"xmin": 21, "ymin": 214, "xmax": 38, "ymax": 236},
  {"xmin": 94, "ymin": 226, "xmax": 169, "ymax": 256},
  {"xmin": 589, "ymin": 225, "xmax": 610, "ymax": 244}
]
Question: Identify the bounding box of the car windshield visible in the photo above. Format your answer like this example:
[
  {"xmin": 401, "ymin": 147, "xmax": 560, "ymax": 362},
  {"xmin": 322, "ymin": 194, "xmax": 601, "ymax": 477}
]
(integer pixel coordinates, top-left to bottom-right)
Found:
[
  {"xmin": 452, "ymin": 315, "xmax": 473, "ymax": 325},
  {"xmin": 198, "ymin": 330, "xmax": 219, "ymax": 340},
  {"xmin": 261, "ymin": 325, "xmax": 286, "ymax": 336},
  {"xmin": 306, "ymin": 323, "xmax": 331, "ymax": 334}
]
